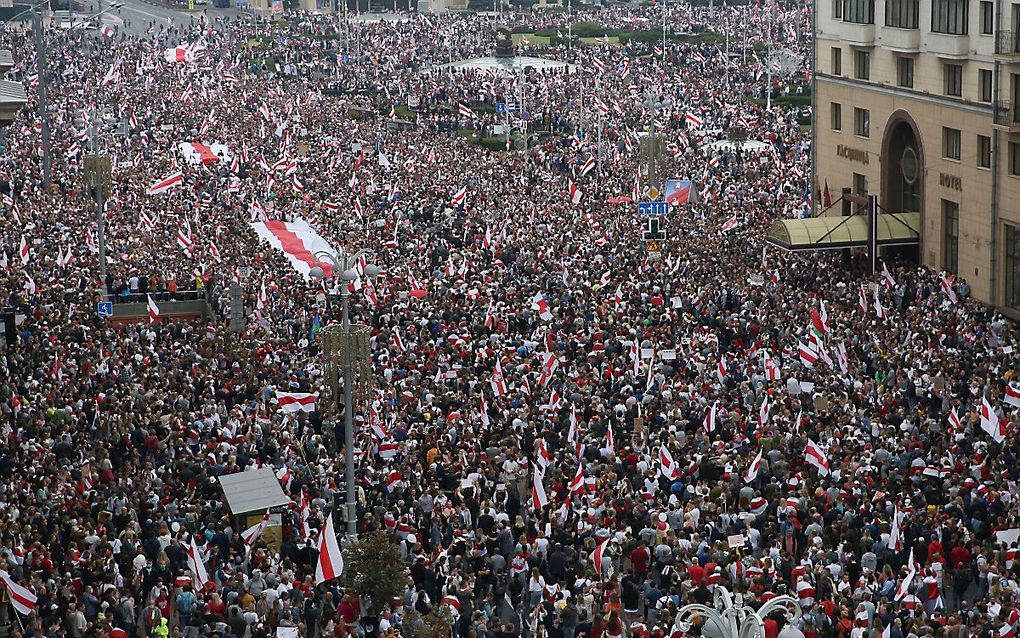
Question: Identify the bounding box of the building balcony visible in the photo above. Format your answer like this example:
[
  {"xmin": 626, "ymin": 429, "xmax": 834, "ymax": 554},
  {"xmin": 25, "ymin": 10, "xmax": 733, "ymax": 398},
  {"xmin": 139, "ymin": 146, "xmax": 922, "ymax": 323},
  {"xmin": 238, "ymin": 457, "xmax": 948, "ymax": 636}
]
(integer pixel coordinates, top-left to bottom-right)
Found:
[
  {"xmin": 925, "ymin": 32, "xmax": 971, "ymax": 58},
  {"xmin": 996, "ymin": 30, "xmax": 1020, "ymax": 60},
  {"xmin": 994, "ymin": 101, "xmax": 1020, "ymax": 133},
  {"xmin": 840, "ymin": 21, "xmax": 876, "ymax": 46},
  {"xmin": 880, "ymin": 27, "xmax": 920, "ymax": 52}
]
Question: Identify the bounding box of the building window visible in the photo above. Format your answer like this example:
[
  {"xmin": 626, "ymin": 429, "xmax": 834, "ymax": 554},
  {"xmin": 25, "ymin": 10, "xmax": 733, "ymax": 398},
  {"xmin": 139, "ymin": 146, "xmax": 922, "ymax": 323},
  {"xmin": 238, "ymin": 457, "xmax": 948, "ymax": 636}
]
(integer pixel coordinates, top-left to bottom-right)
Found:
[
  {"xmin": 855, "ymin": 50, "xmax": 870, "ymax": 80},
  {"xmin": 980, "ymin": 69, "xmax": 993, "ymax": 103},
  {"xmin": 833, "ymin": 0, "xmax": 843, "ymax": 18},
  {"xmin": 832, "ymin": 47, "xmax": 842, "ymax": 75},
  {"xmin": 897, "ymin": 56, "xmax": 914, "ymax": 88},
  {"xmin": 943, "ymin": 127, "xmax": 962, "ymax": 160},
  {"xmin": 978, "ymin": 134, "xmax": 992, "ymax": 168},
  {"xmin": 831, "ymin": 103, "xmax": 842, "ymax": 131},
  {"xmin": 886, "ymin": 0, "xmax": 919, "ymax": 28},
  {"xmin": 843, "ymin": 0, "xmax": 875, "ymax": 24},
  {"xmin": 944, "ymin": 63, "xmax": 963, "ymax": 97},
  {"xmin": 1010, "ymin": 141, "xmax": 1020, "ymax": 175},
  {"xmin": 942, "ymin": 200, "xmax": 960, "ymax": 274},
  {"xmin": 853, "ymin": 173, "xmax": 868, "ymax": 196},
  {"xmin": 1007, "ymin": 225, "xmax": 1020, "ymax": 308},
  {"xmin": 938, "ymin": 200, "xmax": 954, "ymax": 271},
  {"xmin": 980, "ymin": 1, "xmax": 994, "ymax": 34},
  {"xmin": 855, "ymin": 108, "xmax": 870, "ymax": 137},
  {"xmin": 932, "ymin": 0, "xmax": 968, "ymax": 34}
]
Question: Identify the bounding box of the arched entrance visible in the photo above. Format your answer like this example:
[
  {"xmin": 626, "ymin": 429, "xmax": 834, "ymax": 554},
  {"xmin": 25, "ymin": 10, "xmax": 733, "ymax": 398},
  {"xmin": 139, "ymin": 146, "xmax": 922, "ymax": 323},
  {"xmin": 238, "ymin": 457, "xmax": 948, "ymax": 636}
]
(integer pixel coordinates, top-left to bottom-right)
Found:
[{"xmin": 880, "ymin": 110, "xmax": 924, "ymax": 263}]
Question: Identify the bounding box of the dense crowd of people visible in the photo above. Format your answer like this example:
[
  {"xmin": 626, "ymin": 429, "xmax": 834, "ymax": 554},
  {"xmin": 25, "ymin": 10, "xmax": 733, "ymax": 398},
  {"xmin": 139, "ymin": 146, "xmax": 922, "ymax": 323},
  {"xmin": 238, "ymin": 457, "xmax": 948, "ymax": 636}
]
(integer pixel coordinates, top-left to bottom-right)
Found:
[{"xmin": 0, "ymin": 3, "xmax": 1018, "ymax": 638}]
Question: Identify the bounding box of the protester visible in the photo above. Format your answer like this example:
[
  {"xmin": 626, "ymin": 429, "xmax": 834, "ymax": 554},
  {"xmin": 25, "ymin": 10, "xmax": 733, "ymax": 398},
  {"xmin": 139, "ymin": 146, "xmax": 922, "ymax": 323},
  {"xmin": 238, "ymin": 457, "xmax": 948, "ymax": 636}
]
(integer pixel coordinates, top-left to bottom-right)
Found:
[{"xmin": 0, "ymin": 4, "xmax": 1017, "ymax": 638}]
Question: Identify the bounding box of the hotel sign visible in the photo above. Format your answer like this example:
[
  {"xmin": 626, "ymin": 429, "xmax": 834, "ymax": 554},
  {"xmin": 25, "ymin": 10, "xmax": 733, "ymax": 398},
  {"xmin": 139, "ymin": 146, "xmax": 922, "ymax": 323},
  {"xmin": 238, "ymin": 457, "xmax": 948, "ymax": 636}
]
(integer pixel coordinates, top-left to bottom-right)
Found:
[
  {"xmin": 939, "ymin": 173, "xmax": 962, "ymax": 192},
  {"xmin": 836, "ymin": 144, "xmax": 870, "ymax": 165}
]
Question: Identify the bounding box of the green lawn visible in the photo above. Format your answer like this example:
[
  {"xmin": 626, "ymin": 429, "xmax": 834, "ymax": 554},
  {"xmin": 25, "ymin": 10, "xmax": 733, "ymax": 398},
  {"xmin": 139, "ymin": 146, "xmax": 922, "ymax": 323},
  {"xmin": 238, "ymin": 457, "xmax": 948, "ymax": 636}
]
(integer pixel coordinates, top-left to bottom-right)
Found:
[
  {"xmin": 579, "ymin": 36, "xmax": 620, "ymax": 46},
  {"xmin": 512, "ymin": 33, "xmax": 552, "ymax": 47}
]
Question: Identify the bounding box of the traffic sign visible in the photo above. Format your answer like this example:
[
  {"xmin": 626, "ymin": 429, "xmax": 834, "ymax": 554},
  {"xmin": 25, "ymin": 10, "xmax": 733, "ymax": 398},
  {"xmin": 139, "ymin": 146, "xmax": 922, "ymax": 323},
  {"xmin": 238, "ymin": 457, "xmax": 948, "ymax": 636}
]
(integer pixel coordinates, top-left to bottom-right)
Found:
[
  {"xmin": 638, "ymin": 201, "xmax": 670, "ymax": 216},
  {"xmin": 642, "ymin": 218, "xmax": 666, "ymax": 242},
  {"xmin": 97, "ymin": 301, "xmax": 113, "ymax": 318},
  {"xmin": 645, "ymin": 240, "xmax": 661, "ymax": 252}
]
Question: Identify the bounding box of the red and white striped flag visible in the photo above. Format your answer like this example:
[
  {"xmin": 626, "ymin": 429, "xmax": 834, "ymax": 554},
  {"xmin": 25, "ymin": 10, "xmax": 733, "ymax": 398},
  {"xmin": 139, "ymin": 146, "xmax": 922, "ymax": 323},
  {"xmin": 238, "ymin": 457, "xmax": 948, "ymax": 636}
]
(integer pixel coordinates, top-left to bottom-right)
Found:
[
  {"xmin": 685, "ymin": 112, "xmax": 703, "ymax": 128},
  {"xmin": 451, "ymin": 186, "xmax": 467, "ymax": 207},
  {"xmin": 275, "ymin": 391, "xmax": 318, "ymax": 413},
  {"xmin": 804, "ymin": 439, "xmax": 830, "ymax": 476},
  {"xmin": 704, "ymin": 401, "xmax": 718, "ymax": 433},
  {"xmin": 184, "ymin": 538, "xmax": 210, "ymax": 590},
  {"xmin": 532, "ymin": 467, "xmax": 548, "ymax": 509},
  {"xmin": 0, "ymin": 571, "xmax": 36, "ymax": 615},
  {"xmin": 147, "ymin": 171, "xmax": 183, "ymax": 195},
  {"xmin": 981, "ymin": 395, "xmax": 1006, "ymax": 443},
  {"xmin": 458, "ymin": 103, "xmax": 473, "ymax": 118},
  {"xmin": 744, "ymin": 447, "xmax": 763, "ymax": 483},
  {"xmin": 314, "ymin": 513, "xmax": 344, "ymax": 584},
  {"xmin": 798, "ymin": 342, "xmax": 817, "ymax": 368},
  {"xmin": 1005, "ymin": 383, "xmax": 1020, "ymax": 408},
  {"xmin": 568, "ymin": 179, "xmax": 582, "ymax": 205},
  {"xmin": 948, "ymin": 406, "xmax": 961, "ymax": 434},
  {"xmin": 242, "ymin": 512, "xmax": 270, "ymax": 545},
  {"xmin": 146, "ymin": 294, "xmax": 160, "ymax": 322},
  {"xmin": 490, "ymin": 359, "xmax": 507, "ymax": 396},
  {"xmin": 592, "ymin": 539, "xmax": 609, "ymax": 575}
]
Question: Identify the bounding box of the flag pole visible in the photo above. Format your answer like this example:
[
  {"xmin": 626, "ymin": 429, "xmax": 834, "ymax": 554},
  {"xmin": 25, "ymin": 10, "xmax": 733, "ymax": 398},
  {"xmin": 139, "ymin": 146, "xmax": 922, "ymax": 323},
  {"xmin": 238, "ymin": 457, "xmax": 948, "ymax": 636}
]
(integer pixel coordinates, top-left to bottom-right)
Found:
[{"xmin": 13, "ymin": 607, "xmax": 26, "ymax": 635}]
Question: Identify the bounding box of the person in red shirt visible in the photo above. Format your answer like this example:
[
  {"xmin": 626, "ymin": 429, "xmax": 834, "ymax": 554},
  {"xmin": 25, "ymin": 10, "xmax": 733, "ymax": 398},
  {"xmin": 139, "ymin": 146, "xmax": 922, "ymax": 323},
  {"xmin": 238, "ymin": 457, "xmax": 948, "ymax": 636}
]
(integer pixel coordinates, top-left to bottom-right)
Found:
[
  {"xmin": 630, "ymin": 541, "xmax": 650, "ymax": 577},
  {"xmin": 950, "ymin": 543, "xmax": 971, "ymax": 568},
  {"xmin": 928, "ymin": 536, "xmax": 944, "ymax": 564}
]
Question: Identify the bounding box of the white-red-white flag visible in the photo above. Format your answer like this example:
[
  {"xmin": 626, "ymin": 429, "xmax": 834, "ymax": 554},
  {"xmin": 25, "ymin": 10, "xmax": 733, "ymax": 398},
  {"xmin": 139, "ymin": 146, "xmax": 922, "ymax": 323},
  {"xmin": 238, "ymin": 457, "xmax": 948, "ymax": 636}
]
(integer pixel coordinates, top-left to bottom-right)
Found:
[
  {"xmin": 0, "ymin": 571, "xmax": 35, "ymax": 615},
  {"xmin": 314, "ymin": 514, "xmax": 344, "ymax": 584},
  {"xmin": 242, "ymin": 512, "xmax": 270, "ymax": 545},
  {"xmin": 744, "ymin": 447, "xmax": 763, "ymax": 483},
  {"xmin": 981, "ymin": 395, "xmax": 1006, "ymax": 443},
  {"xmin": 275, "ymin": 391, "xmax": 318, "ymax": 413},
  {"xmin": 147, "ymin": 171, "xmax": 184, "ymax": 195},
  {"xmin": 146, "ymin": 294, "xmax": 160, "ymax": 322},
  {"xmin": 804, "ymin": 439, "xmax": 830, "ymax": 476},
  {"xmin": 184, "ymin": 538, "xmax": 210, "ymax": 589},
  {"xmin": 532, "ymin": 467, "xmax": 548, "ymax": 509}
]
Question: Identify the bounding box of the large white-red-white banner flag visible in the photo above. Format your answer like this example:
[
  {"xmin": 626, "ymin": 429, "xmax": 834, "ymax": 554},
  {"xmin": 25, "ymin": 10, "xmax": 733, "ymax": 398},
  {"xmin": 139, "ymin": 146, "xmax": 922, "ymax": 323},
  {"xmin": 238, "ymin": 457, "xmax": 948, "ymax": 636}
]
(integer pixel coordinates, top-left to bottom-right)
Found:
[{"xmin": 250, "ymin": 219, "xmax": 339, "ymax": 279}]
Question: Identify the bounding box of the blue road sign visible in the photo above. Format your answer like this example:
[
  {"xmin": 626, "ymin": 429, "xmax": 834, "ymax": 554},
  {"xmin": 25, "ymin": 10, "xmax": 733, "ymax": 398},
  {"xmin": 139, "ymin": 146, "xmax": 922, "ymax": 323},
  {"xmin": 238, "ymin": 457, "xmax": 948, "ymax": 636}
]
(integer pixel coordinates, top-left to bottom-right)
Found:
[
  {"xmin": 97, "ymin": 301, "xmax": 113, "ymax": 318},
  {"xmin": 637, "ymin": 201, "xmax": 670, "ymax": 216},
  {"xmin": 495, "ymin": 103, "xmax": 506, "ymax": 113}
]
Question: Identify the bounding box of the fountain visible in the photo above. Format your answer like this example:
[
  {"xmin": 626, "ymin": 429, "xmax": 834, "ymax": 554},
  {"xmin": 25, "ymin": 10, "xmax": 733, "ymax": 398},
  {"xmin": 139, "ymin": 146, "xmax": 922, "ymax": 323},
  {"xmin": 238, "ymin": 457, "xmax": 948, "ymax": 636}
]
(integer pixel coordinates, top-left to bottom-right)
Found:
[
  {"xmin": 673, "ymin": 586, "xmax": 803, "ymax": 638},
  {"xmin": 425, "ymin": 25, "xmax": 574, "ymax": 75}
]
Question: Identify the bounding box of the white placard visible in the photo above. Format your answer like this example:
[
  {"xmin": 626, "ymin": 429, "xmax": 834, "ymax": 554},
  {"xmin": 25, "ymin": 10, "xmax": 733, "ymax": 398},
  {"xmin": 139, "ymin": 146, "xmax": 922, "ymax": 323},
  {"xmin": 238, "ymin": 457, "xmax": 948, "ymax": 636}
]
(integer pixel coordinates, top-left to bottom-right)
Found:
[
  {"xmin": 996, "ymin": 528, "xmax": 1020, "ymax": 546},
  {"xmin": 660, "ymin": 349, "xmax": 677, "ymax": 360}
]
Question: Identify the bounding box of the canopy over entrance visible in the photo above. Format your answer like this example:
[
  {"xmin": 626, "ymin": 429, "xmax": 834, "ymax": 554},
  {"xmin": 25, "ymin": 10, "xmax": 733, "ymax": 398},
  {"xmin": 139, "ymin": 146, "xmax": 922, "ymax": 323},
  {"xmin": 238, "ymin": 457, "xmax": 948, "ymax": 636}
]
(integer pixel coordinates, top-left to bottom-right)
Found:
[{"xmin": 765, "ymin": 212, "xmax": 920, "ymax": 251}]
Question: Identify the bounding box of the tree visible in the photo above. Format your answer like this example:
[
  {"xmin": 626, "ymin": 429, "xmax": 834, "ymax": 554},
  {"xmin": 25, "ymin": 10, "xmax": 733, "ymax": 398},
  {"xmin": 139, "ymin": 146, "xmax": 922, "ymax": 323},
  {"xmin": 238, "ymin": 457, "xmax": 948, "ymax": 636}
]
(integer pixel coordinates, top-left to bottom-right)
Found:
[
  {"xmin": 343, "ymin": 531, "xmax": 412, "ymax": 612},
  {"xmin": 402, "ymin": 606, "xmax": 455, "ymax": 638}
]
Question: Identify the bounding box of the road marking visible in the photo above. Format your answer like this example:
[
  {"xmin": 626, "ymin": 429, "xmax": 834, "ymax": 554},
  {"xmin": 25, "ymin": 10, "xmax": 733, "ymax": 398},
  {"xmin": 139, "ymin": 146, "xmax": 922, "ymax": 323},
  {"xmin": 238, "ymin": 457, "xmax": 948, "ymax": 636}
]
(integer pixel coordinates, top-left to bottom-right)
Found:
[{"xmin": 118, "ymin": 4, "xmax": 178, "ymax": 20}]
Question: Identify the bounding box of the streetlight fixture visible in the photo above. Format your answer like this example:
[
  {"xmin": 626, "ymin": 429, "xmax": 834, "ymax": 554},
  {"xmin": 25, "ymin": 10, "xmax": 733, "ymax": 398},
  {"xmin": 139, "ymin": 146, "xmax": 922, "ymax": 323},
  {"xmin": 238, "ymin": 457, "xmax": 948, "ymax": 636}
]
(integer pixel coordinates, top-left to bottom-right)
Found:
[
  {"xmin": 673, "ymin": 585, "xmax": 802, "ymax": 638},
  {"xmin": 309, "ymin": 248, "xmax": 379, "ymax": 539}
]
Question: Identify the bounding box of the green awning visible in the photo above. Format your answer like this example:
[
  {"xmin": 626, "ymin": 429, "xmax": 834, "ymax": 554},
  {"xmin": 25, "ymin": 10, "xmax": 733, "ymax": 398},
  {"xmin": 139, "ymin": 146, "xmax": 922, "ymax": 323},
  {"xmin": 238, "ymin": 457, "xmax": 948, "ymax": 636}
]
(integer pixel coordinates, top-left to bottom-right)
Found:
[{"xmin": 766, "ymin": 212, "xmax": 921, "ymax": 251}]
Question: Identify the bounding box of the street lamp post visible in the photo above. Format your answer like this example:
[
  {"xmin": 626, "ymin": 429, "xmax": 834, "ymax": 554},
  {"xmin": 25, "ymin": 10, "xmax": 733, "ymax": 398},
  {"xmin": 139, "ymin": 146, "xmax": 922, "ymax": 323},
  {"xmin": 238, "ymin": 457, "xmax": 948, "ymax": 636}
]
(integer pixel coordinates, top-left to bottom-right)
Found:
[
  {"xmin": 31, "ymin": 9, "xmax": 49, "ymax": 187},
  {"xmin": 673, "ymin": 586, "xmax": 802, "ymax": 638},
  {"xmin": 310, "ymin": 249, "xmax": 379, "ymax": 539},
  {"xmin": 18, "ymin": 1, "xmax": 124, "ymax": 188}
]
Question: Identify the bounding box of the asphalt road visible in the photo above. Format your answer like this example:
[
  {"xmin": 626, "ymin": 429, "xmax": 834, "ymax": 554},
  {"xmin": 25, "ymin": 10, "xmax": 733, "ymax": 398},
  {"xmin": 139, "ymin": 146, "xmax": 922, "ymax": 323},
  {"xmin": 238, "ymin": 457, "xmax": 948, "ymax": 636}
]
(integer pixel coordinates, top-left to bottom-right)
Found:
[{"xmin": 92, "ymin": 0, "xmax": 245, "ymax": 35}]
